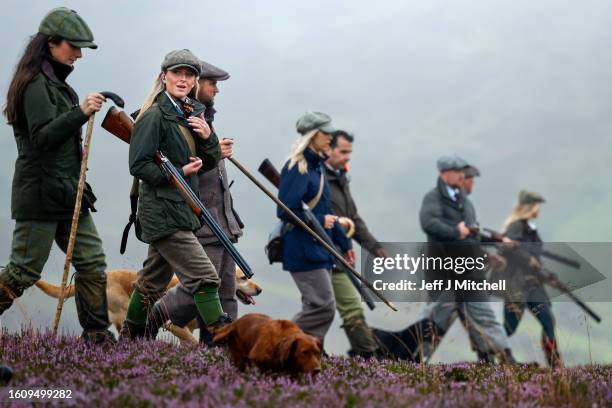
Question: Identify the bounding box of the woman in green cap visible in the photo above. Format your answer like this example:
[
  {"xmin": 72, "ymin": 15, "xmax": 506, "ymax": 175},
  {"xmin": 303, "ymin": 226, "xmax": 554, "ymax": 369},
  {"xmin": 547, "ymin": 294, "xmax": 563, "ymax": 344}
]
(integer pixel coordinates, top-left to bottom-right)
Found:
[
  {"xmin": 1, "ymin": 7, "xmax": 113, "ymax": 343},
  {"xmin": 121, "ymin": 49, "xmax": 229, "ymax": 339},
  {"xmin": 501, "ymin": 190, "xmax": 561, "ymax": 367}
]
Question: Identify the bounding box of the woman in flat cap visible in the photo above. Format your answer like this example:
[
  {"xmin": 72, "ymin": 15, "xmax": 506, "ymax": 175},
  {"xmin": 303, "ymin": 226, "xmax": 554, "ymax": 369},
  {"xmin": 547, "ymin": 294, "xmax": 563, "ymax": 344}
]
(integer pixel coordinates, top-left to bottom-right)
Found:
[
  {"xmin": 122, "ymin": 49, "xmax": 230, "ymax": 339},
  {"xmin": 501, "ymin": 190, "xmax": 561, "ymax": 367},
  {"xmin": 277, "ymin": 111, "xmax": 353, "ymax": 347},
  {"xmin": 1, "ymin": 7, "xmax": 113, "ymax": 344}
]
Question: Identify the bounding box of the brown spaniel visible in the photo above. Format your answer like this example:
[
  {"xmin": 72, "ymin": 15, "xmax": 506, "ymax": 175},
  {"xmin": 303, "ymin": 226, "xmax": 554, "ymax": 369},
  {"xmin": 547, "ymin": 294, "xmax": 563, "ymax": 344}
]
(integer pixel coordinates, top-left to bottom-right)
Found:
[{"xmin": 212, "ymin": 313, "xmax": 322, "ymax": 375}]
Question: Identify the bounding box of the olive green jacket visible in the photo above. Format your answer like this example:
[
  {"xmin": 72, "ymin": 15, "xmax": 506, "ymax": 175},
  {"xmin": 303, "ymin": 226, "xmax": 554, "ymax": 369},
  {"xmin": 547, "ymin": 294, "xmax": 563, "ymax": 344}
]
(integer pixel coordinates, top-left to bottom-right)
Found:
[
  {"xmin": 11, "ymin": 59, "xmax": 94, "ymax": 220},
  {"xmin": 129, "ymin": 92, "xmax": 220, "ymax": 243}
]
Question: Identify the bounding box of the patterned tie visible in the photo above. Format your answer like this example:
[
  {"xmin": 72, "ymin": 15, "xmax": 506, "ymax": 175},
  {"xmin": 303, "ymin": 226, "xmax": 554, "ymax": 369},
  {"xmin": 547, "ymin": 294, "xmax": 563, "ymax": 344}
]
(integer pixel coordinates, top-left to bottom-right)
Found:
[
  {"xmin": 454, "ymin": 188, "xmax": 463, "ymax": 206},
  {"xmin": 182, "ymin": 98, "xmax": 194, "ymax": 118}
]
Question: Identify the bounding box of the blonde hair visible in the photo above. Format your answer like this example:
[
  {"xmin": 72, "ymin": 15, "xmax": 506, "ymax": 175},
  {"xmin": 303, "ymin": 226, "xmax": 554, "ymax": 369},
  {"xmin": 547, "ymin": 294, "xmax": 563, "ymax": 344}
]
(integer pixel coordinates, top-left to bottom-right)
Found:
[
  {"xmin": 502, "ymin": 202, "xmax": 541, "ymax": 233},
  {"xmin": 287, "ymin": 129, "xmax": 318, "ymax": 174},
  {"xmin": 136, "ymin": 71, "xmax": 200, "ymax": 121}
]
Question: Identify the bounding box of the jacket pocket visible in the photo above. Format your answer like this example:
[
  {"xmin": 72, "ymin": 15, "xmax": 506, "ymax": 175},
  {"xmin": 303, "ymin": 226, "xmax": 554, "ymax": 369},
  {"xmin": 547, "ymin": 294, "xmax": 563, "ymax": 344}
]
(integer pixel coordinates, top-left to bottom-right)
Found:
[
  {"xmin": 155, "ymin": 186, "xmax": 185, "ymax": 202},
  {"xmin": 154, "ymin": 185, "xmax": 197, "ymax": 231},
  {"xmin": 40, "ymin": 168, "xmax": 76, "ymax": 214},
  {"xmin": 294, "ymin": 229, "xmax": 330, "ymax": 263}
]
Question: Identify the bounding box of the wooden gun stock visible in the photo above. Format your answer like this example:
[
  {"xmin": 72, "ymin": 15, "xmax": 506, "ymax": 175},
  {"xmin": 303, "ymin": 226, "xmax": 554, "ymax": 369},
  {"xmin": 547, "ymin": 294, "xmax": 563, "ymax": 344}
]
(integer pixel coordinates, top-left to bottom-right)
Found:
[
  {"xmin": 258, "ymin": 159, "xmax": 281, "ymax": 189},
  {"xmin": 101, "ymin": 106, "xmax": 134, "ymax": 144}
]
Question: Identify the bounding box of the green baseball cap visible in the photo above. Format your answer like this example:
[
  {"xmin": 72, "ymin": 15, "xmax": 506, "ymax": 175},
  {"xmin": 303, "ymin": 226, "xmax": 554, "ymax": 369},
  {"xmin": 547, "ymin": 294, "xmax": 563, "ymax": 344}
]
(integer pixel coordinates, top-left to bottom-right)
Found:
[
  {"xmin": 518, "ymin": 190, "xmax": 546, "ymax": 206},
  {"xmin": 39, "ymin": 7, "xmax": 97, "ymax": 49}
]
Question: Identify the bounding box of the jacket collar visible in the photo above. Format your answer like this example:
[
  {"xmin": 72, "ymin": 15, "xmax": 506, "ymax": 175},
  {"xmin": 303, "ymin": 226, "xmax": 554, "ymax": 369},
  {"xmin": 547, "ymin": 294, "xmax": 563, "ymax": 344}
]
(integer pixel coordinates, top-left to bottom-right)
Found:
[
  {"xmin": 436, "ymin": 177, "xmax": 465, "ymax": 205},
  {"xmin": 203, "ymin": 102, "xmax": 216, "ymax": 123},
  {"xmin": 323, "ymin": 162, "xmax": 348, "ymax": 183},
  {"xmin": 304, "ymin": 148, "xmax": 324, "ymax": 167},
  {"xmin": 156, "ymin": 92, "xmax": 205, "ymax": 122},
  {"xmin": 41, "ymin": 57, "xmax": 73, "ymax": 84}
]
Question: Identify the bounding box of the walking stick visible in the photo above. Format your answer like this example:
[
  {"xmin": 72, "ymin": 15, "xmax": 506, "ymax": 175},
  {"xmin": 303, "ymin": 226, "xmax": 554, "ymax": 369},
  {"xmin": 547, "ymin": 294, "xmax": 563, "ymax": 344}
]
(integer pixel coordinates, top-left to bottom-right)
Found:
[
  {"xmin": 52, "ymin": 92, "xmax": 124, "ymax": 334},
  {"xmin": 227, "ymin": 157, "xmax": 397, "ymax": 312}
]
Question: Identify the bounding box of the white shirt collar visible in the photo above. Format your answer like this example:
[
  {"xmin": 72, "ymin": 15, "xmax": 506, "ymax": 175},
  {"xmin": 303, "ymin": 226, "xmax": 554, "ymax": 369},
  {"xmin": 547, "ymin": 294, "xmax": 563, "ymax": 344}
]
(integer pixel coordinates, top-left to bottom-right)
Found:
[{"xmin": 445, "ymin": 184, "xmax": 458, "ymax": 201}]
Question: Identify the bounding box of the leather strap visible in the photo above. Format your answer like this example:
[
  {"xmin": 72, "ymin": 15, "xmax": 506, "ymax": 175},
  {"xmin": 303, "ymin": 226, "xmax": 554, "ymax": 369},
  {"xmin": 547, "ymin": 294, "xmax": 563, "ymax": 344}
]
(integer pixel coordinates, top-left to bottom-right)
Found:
[
  {"xmin": 120, "ymin": 177, "xmax": 140, "ymax": 254},
  {"xmin": 306, "ymin": 170, "xmax": 325, "ymax": 209},
  {"xmin": 178, "ymin": 125, "xmax": 197, "ymax": 156}
]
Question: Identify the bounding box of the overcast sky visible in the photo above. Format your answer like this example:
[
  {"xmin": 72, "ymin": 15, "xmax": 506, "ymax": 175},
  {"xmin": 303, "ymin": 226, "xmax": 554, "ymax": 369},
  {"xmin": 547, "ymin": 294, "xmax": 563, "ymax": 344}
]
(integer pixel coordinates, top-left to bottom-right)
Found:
[{"xmin": 0, "ymin": 1, "xmax": 611, "ymax": 363}]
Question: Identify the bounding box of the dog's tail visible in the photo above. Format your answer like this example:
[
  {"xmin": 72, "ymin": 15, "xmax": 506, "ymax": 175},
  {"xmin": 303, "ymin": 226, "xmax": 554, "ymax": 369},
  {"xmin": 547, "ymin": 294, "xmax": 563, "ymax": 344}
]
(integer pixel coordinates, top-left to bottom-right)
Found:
[
  {"xmin": 212, "ymin": 322, "xmax": 234, "ymax": 344},
  {"xmin": 34, "ymin": 280, "xmax": 76, "ymax": 299}
]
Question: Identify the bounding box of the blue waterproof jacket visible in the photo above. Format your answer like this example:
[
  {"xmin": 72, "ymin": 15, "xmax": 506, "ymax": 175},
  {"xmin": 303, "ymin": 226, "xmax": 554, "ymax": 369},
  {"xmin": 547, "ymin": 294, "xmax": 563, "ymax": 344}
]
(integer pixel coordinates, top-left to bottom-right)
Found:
[{"xmin": 277, "ymin": 148, "xmax": 351, "ymax": 272}]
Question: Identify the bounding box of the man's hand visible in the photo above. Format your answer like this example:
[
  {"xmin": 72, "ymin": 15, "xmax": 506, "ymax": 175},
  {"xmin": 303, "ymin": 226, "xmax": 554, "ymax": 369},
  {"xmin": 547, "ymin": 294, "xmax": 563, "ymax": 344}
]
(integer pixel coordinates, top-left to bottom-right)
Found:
[
  {"xmin": 345, "ymin": 249, "xmax": 356, "ymax": 266},
  {"xmin": 457, "ymin": 221, "xmax": 470, "ymax": 240},
  {"xmin": 220, "ymin": 138, "xmax": 234, "ymax": 159},
  {"xmin": 187, "ymin": 113, "xmax": 212, "ymax": 140},
  {"xmin": 324, "ymin": 215, "xmax": 338, "ymax": 229},
  {"xmin": 375, "ymin": 247, "xmax": 389, "ymax": 258},
  {"xmin": 182, "ymin": 157, "xmax": 203, "ymax": 176},
  {"xmin": 528, "ymin": 256, "xmax": 542, "ymax": 270}
]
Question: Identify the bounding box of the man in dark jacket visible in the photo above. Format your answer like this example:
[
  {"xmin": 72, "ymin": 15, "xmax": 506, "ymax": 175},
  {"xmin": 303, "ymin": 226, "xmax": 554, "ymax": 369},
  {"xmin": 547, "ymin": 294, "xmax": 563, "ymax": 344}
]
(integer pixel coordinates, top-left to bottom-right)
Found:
[
  {"xmin": 418, "ymin": 155, "xmax": 513, "ymax": 363},
  {"xmin": 324, "ymin": 130, "xmax": 384, "ymax": 357},
  {"xmin": 147, "ymin": 60, "xmax": 246, "ymax": 342}
]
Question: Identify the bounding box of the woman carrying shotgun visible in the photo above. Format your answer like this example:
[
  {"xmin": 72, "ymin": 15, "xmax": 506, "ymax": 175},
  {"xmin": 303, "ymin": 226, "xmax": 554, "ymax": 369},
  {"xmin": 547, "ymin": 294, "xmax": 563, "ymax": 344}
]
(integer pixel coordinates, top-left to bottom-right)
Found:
[
  {"xmin": 122, "ymin": 49, "xmax": 229, "ymax": 339},
  {"xmin": 501, "ymin": 190, "xmax": 562, "ymax": 367},
  {"xmin": 0, "ymin": 7, "xmax": 113, "ymax": 344},
  {"xmin": 277, "ymin": 111, "xmax": 354, "ymax": 346}
]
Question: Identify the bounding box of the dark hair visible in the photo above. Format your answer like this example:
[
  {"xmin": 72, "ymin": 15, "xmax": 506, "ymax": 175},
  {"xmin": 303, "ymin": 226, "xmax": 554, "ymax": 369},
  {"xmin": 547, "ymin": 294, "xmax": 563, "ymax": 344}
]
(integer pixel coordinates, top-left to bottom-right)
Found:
[
  {"xmin": 330, "ymin": 130, "xmax": 354, "ymax": 148},
  {"xmin": 4, "ymin": 33, "xmax": 63, "ymax": 125}
]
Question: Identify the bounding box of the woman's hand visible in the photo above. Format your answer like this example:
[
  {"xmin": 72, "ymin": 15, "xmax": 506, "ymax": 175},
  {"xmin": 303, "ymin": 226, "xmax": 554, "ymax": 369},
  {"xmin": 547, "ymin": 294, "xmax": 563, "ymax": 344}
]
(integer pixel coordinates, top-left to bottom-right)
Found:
[
  {"xmin": 220, "ymin": 138, "xmax": 234, "ymax": 159},
  {"xmin": 182, "ymin": 157, "xmax": 203, "ymax": 176},
  {"xmin": 80, "ymin": 92, "xmax": 106, "ymax": 116},
  {"xmin": 324, "ymin": 214, "xmax": 338, "ymax": 229},
  {"xmin": 187, "ymin": 114, "xmax": 212, "ymax": 140}
]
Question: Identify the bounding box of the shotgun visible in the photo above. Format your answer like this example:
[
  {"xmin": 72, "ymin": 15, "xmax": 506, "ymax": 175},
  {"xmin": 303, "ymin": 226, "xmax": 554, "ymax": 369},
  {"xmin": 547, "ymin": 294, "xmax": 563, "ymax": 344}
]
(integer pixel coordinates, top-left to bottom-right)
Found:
[
  {"xmin": 101, "ymin": 106, "xmax": 254, "ymax": 279},
  {"xmin": 481, "ymin": 227, "xmax": 581, "ymax": 269},
  {"xmin": 479, "ymin": 227, "xmax": 600, "ymax": 322},
  {"xmin": 259, "ymin": 159, "xmax": 379, "ymax": 311}
]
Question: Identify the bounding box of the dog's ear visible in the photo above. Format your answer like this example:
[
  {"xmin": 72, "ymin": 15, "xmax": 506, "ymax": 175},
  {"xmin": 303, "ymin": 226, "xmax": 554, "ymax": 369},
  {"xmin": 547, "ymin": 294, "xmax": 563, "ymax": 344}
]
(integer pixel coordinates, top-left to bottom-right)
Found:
[
  {"xmin": 279, "ymin": 335, "xmax": 299, "ymax": 368},
  {"xmin": 212, "ymin": 322, "xmax": 234, "ymax": 344},
  {"xmin": 315, "ymin": 337, "xmax": 322, "ymax": 354}
]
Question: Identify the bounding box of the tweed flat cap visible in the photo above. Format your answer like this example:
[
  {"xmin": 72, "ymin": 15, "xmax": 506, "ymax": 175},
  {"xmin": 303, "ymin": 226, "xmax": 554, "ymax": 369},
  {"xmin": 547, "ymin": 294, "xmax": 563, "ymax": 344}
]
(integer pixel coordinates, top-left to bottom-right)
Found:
[
  {"xmin": 39, "ymin": 7, "xmax": 97, "ymax": 49},
  {"xmin": 518, "ymin": 190, "xmax": 546, "ymax": 206},
  {"xmin": 437, "ymin": 154, "xmax": 468, "ymax": 171},
  {"xmin": 296, "ymin": 111, "xmax": 336, "ymax": 135},
  {"xmin": 199, "ymin": 60, "xmax": 230, "ymax": 81},
  {"xmin": 462, "ymin": 165, "xmax": 481, "ymax": 178},
  {"xmin": 161, "ymin": 49, "xmax": 201, "ymax": 76}
]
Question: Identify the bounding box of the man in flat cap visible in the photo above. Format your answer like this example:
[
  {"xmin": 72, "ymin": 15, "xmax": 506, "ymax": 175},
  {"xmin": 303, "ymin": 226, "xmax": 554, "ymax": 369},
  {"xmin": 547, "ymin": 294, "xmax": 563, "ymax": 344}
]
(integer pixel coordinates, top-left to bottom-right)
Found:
[
  {"xmin": 417, "ymin": 155, "xmax": 514, "ymax": 363},
  {"xmin": 146, "ymin": 59, "xmax": 248, "ymax": 344}
]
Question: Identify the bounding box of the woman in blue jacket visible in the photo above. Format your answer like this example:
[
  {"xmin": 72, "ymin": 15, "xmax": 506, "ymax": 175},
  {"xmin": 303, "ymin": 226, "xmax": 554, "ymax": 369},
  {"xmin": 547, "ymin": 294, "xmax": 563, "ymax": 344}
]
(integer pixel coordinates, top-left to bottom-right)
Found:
[{"xmin": 277, "ymin": 111, "xmax": 353, "ymax": 344}]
